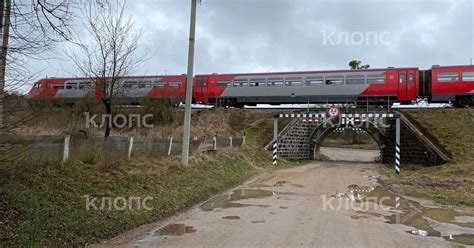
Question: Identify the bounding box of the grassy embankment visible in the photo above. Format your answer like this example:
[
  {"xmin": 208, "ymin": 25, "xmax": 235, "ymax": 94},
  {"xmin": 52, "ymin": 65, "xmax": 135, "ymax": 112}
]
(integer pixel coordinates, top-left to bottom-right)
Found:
[
  {"xmin": 0, "ymin": 109, "xmax": 293, "ymax": 246},
  {"xmin": 380, "ymin": 109, "xmax": 473, "ymax": 207}
]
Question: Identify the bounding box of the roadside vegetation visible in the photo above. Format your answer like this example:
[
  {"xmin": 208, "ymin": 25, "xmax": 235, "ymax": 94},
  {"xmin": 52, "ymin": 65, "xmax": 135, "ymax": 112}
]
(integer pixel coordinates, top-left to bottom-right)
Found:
[
  {"xmin": 0, "ymin": 108, "xmax": 294, "ymax": 246},
  {"xmin": 380, "ymin": 109, "xmax": 474, "ymax": 207}
]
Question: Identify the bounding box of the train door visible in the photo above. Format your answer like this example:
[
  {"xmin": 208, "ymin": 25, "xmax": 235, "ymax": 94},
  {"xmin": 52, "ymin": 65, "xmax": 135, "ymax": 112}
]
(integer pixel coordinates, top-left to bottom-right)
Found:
[
  {"xmin": 194, "ymin": 76, "xmax": 209, "ymax": 103},
  {"xmin": 398, "ymin": 70, "xmax": 408, "ymax": 102},
  {"xmin": 406, "ymin": 70, "xmax": 417, "ymax": 101}
]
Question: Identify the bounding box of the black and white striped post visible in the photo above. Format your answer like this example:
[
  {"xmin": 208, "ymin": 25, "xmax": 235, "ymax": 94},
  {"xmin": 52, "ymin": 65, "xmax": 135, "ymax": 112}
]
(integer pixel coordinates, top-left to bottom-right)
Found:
[
  {"xmin": 395, "ymin": 114, "xmax": 401, "ymax": 175},
  {"xmin": 273, "ymin": 116, "xmax": 279, "ymax": 166}
]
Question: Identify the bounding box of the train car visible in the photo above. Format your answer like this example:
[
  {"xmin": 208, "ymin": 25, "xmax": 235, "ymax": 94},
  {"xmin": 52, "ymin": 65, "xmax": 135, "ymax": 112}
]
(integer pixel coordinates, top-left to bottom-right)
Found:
[
  {"xmin": 195, "ymin": 67, "xmax": 419, "ymax": 107},
  {"xmin": 27, "ymin": 65, "xmax": 473, "ymax": 107},
  {"xmin": 428, "ymin": 65, "xmax": 474, "ymax": 106},
  {"xmin": 27, "ymin": 75, "xmax": 188, "ymax": 104}
]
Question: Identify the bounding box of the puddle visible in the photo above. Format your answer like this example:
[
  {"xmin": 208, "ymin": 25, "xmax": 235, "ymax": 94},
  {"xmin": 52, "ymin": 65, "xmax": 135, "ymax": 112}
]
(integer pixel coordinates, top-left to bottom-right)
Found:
[
  {"xmin": 252, "ymin": 220, "xmax": 266, "ymax": 224},
  {"xmin": 443, "ymin": 234, "xmax": 474, "ymax": 246},
  {"xmin": 336, "ymin": 185, "xmax": 474, "ymax": 245},
  {"xmin": 279, "ymin": 206, "xmax": 288, "ymax": 209},
  {"xmin": 276, "ymin": 191, "xmax": 298, "ymax": 196},
  {"xmin": 200, "ymin": 189, "xmax": 272, "ymax": 211},
  {"xmin": 155, "ymin": 224, "xmax": 196, "ymax": 236},
  {"xmin": 222, "ymin": 216, "xmax": 240, "ymax": 220},
  {"xmin": 273, "ymin": 181, "xmax": 304, "ymax": 188},
  {"xmin": 351, "ymin": 211, "xmax": 384, "ymax": 220},
  {"xmin": 277, "ymin": 196, "xmax": 295, "ymax": 201}
]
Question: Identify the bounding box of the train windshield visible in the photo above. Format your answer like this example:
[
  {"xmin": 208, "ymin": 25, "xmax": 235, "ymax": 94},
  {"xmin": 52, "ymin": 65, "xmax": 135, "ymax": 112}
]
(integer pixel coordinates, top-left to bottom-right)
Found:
[{"xmin": 33, "ymin": 82, "xmax": 40, "ymax": 88}]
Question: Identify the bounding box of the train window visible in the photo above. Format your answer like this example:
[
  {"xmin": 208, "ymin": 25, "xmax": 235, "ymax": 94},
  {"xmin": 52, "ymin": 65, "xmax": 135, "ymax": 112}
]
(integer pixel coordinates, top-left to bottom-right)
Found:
[
  {"xmin": 399, "ymin": 74, "xmax": 406, "ymax": 84},
  {"xmin": 123, "ymin": 81, "xmax": 137, "ymax": 88},
  {"xmin": 306, "ymin": 77, "xmax": 324, "ymax": 86},
  {"xmin": 437, "ymin": 73, "xmax": 459, "ymax": 82},
  {"xmin": 233, "ymin": 79, "xmax": 248, "ymax": 87},
  {"xmin": 217, "ymin": 80, "xmax": 232, "ymax": 87},
  {"xmin": 153, "ymin": 81, "xmax": 167, "ymax": 88},
  {"xmin": 408, "ymin": 74, "xmax": 415, "ymax": 83},
  {"xmin": 65, "ymin": 82, "xmax": 78, "ymax": 89},
  {"xmin": 367, "ymin": 74, "xmax": 385, "ymax": 84},
  {"xmin": 325, "ymin": 76, "xmax": 344, "ymax": 85},
  {"xmin": 169, "ymin": 81, "xmax": 182, "ymax": 88},
  {"xmin": 285, "ymin": 77, "xmax": 303, "ymax": 86},
  {"xmin": 462, "ymin": 72, "xmax": 474, "ymax": 82},
  {"xmin": 33, "ymin": 82, "xmax": 40, "ymax": 88},
  {"xmin": 346, "ymin": 75, "xmax": 366, "ymax": 85},
  {"xmin": 78, "ymin": 81, "xmax": 92, "ymax": 89},
  {"xmin": 249, "ymin": 78, "xmax": 266, "ymax": 87},
  {"xmin": 54, "ymin": 85, "xmax": 64, "ymax": 89},
  {"xmin": 138, "ymin": 81, "xmax": 152, "ymax": 88},
  {"xmin": 267, "ymin": 78, "xmax": 284, "ymax": 87}
]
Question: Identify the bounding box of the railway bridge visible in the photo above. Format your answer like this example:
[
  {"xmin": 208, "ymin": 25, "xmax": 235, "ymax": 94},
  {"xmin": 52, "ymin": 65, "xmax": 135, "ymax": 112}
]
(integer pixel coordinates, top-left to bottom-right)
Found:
[{"xmin": 268, "ymin": 110, "xmax": 451, "ymax": 166}]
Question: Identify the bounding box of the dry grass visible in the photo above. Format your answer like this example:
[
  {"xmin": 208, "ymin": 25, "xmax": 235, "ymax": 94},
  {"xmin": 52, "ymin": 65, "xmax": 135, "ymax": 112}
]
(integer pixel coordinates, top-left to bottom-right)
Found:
[
  {"xmin": 11, "ymin": 104, "xmax": 261, "ymax": 143},
  {"xmin": 381, "ymin": 109, "xmax": 474, "ymax": 207},
  {"xmin": 1, "ymin": 106, "xmax": 290, "ymax": 246}
]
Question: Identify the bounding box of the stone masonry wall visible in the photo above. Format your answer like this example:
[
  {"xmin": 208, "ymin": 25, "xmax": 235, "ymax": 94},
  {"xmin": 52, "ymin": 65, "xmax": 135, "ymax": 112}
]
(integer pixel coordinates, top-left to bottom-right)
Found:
[
  {"xmin": 381, "ymin": 120, "xmax": 445, "ymax": 165},
  {"xmin": 277, "ymin": 121, "xmax": 318, "ymax": 160}
]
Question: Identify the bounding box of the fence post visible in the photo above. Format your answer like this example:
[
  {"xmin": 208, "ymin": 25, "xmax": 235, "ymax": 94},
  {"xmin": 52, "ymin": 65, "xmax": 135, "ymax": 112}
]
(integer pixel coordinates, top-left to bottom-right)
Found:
[
  {"xmin": 213, "ymin": 135, "xmax": 217, "ymax": 150},
  {"xmin": 229, "ymin": 136, "xmax": 233, "ymax": 148},
  {"xmin": 62, "ymin": 134, "xmax": 71, "ymax": 167},
  {"xmin": 242, "ymin": 132, "xmax": 246, "ymax": 145},
  {"xmin": 127, "ymin": 136, "xmax": 134, "ymax": 160},
  {"xmin": 168, "ymin": 137, "xmax": 173, "ymax": 156}
]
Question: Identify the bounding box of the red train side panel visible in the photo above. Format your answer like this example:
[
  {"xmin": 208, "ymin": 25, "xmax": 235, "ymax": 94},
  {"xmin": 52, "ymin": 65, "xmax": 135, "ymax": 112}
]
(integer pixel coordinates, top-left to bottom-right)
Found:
[
  {"xmin": 27, "ymin": 75, "xmax": 188, "ymax": 103},
  {"xmin": 431, "ymin": 65, "xmax": 474, "ymax": 104},
  {"xmin": 360, "ymin": 68, "xmax": 419, "ymax": 102}
]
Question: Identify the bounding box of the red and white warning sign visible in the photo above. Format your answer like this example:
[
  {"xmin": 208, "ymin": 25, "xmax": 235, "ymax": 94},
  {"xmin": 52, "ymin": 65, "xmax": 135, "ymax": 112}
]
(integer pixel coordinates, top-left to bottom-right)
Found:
[{"xmin": 327, "ymin": 107, "xmax": 340, "ymax": 118}]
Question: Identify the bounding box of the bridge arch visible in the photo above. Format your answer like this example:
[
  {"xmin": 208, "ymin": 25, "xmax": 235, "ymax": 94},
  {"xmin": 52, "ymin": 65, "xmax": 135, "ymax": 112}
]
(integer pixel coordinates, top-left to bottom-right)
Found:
[{"xmin": 308, "ymin": 120, "xmax": 386, "ymax": 160}]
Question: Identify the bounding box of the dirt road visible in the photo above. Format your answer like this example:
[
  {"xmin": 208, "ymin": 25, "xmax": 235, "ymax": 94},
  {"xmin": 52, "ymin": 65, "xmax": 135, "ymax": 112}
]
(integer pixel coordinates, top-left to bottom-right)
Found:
[{"xmin": 98, "ymin": 149, "xmax": 474, "ymax": 248}]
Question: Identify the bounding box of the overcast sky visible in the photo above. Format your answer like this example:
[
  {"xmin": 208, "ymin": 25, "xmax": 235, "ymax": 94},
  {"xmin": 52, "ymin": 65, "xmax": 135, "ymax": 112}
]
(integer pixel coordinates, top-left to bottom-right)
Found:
[{"xmin": 32, "ymin": 0, "xmax": 474, "ymax": 81}]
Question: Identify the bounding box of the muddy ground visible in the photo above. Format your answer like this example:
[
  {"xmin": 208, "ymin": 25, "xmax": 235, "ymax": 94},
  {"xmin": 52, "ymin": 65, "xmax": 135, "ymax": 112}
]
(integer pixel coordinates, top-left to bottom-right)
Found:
[{"xmin": 95, "ymin": 148, "xmax": 474, "ymax": 247}]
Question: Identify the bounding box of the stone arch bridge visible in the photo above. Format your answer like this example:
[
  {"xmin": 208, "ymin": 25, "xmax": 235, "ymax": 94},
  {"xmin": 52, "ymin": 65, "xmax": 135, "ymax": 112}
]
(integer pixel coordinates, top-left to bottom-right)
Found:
[{"xmin": 267, "ymin": 111, "xmax": 451, "ymax": 165}]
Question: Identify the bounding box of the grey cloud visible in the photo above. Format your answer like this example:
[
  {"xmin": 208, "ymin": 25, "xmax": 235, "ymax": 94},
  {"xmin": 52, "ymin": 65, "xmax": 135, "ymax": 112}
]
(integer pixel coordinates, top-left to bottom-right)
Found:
[{"xmin": 27, "ymin": 0, "xmax": 474, "ymax": 85}]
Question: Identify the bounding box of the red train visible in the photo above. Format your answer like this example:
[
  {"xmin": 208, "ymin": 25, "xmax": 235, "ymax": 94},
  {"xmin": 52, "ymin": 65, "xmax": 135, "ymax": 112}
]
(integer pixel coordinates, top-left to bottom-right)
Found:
[{"xmin": 27, "ymin": 65, "xmax": 474, "ymax": 106}]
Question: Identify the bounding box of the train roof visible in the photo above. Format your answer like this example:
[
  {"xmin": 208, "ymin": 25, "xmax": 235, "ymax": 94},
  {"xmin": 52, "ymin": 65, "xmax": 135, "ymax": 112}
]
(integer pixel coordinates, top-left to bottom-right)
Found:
[
  {"xmin": 430, "ymin": 65, "xmax": 474, "ymax": 69},
  {"xmin": 37, "ymin": 75, "xmax": 186, "ymax": 82},
  {"xmin": 196, "ymin": 67, "xmax": 420, "ymax": 77}
]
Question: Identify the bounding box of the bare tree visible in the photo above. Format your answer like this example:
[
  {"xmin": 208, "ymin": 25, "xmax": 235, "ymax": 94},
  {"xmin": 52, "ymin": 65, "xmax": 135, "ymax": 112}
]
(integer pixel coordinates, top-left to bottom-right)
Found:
[
  {"xmin": 0, "ymin": 0, "xmax": 75, "ymax": 133},
  {"xmin": 0, "ymin": 0, "xmax": 12, "ymax": 133},
  {"xmin": 70, "ymin": 0, "xmax": 146, "ymax": 137}
]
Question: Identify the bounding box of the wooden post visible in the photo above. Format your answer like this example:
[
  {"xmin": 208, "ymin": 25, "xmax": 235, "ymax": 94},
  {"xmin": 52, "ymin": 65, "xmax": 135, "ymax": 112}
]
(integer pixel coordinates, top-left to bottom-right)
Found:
[
  {"xmin": 62, "ymin": 134, "xmax": 71, "ymax": 167},
  {"xmin": 213, "ymin": 135, "xmax": 217, "ymax": 150},
  {"xmin": 168, "ymin": 137, "xmax": 173, "ymax": 156},
  {"xmin": 127, "ymin": 136, "xmax": 134, "ymax": 160}
]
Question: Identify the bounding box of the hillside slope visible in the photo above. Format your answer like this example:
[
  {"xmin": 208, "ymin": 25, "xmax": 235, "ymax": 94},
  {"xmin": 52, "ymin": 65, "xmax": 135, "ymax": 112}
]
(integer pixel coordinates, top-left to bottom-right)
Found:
[{"xmin": 382, "ymin": 109, "xmax": 474, "ymax": 207}]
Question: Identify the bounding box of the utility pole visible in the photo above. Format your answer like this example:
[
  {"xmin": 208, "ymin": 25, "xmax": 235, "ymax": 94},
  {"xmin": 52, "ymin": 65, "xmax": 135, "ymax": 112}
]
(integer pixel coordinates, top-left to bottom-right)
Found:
[{"xmin": 181, "ymin": 0, "xmax": 198, "ymax": 166}]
